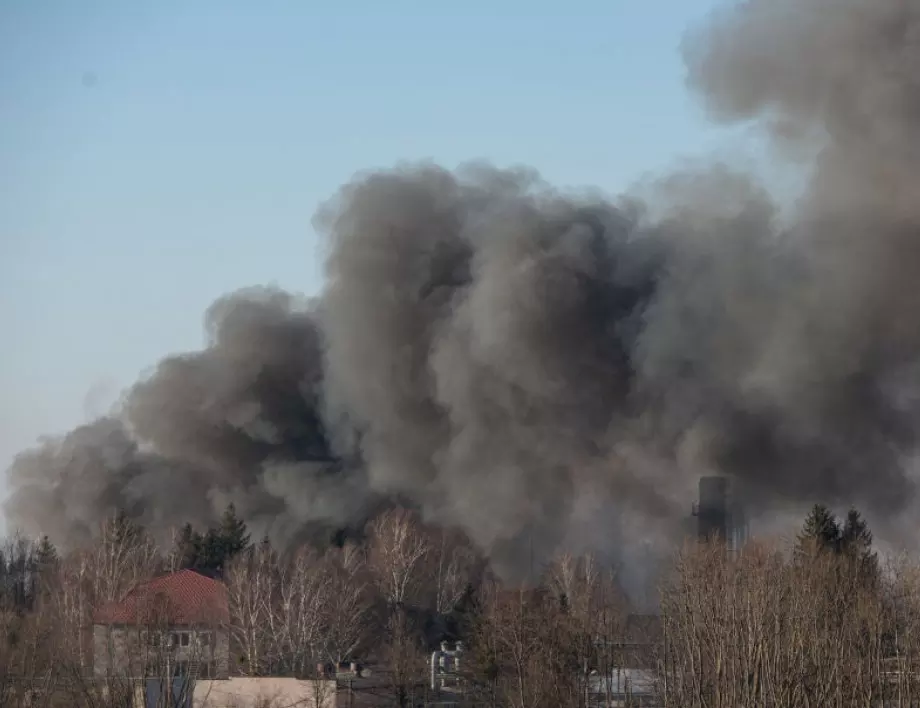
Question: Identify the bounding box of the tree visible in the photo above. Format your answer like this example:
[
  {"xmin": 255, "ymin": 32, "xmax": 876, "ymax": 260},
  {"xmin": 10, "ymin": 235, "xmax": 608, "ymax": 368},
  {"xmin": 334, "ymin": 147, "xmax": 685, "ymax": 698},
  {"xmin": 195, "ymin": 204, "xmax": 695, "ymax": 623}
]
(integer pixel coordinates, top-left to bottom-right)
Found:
[
  {"xmin": 796, "ymin": 504, "xmax": 841, "ymax": 557},
  {"xmin": 32, "ymin": 535, "xmax": 59, "ymax": 602},
  {"xmin": 93, "ymin": 513, "xmax": 159, "ymax": 604},
  {"xmin": 226, "ymin": 543, "xmax": 275, "ymax": 676},
  {"xmin": 795, "ymin": 504, "xmax": 879, "ymax": 589},
  {"xmin": 170, "ymin": 523, "xmax": 202, "ymax": 571},
  {"xmin": 840, "ymin": 507, "xmax": 880, "ymax": 587},
  {"xmin": 273, "ymin": 546, "xmax": 330, "ymax": 677},
  {"xmin": 219, "ymin": 503, "xmax": 251, "ymax": 560},
  {"xmin": 840, "ymin": 507, "xmax": 872, "ymax": 552},
  {"xmin": 187, "ymin": 505, "xmax": 252, "ymax": 576},
  {"xmin": 197, "ymin": 527, "xmax": 224, "ymax": 575},
  {"xmin": 34, "ymin": 535, "xmax": 58, "ymax": 569},
  {"xmin": 110, "ymin": 510, "xmax": 144, "ymax": 547},
  {"xmin": 367, "ymin": 508, "xmax": 431, "ymax": 607},
  {"xmin": 322, "ymin": 544, "xmax": 374, "ymax": 667},
  {"xmin": 430, "ymin": 527, "xmax": 480, "ymax": 617},
  {"xmin": 379, "ymin": 606, "xmax": 428, "ymax": 708}
]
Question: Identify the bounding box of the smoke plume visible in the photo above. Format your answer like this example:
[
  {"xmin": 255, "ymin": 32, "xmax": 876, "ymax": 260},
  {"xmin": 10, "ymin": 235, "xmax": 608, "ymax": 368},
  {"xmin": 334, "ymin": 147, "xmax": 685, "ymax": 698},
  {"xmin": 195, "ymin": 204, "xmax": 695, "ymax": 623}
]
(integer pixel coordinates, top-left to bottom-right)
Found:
[{"xmin": 9, "ymin": 0, "xmax": 920, "ymax": 579}]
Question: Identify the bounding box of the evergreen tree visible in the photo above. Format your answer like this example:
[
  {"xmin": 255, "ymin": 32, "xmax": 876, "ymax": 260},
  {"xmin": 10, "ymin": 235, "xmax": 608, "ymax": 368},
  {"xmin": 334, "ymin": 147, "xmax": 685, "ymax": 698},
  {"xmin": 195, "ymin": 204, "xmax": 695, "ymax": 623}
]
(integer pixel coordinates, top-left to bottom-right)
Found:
[
  {"xmin": 172, "ymin": 505, "xmax": 252, "ymax": 576},
  {"xmin": 218, "ymin": 503, "xmax": 251, "ymax": 560},
  {"xmin": 840, "ymin": 507, "xmax": 872, "ymax": 551},
  {"xmin": 795, "ymin": 504, "xmax": 880, "ymax": 588},
  {"xmin": 34, "ymin": 535, "xmax": 58, "ymax": 569},
  {"xmin": 197, "ymin": 527, "xmax": 224, "ymax": 575},
  {"xmin": 840, "ymin": 507, "xmax": 880, "ymax": 586},
  {"xmin": 173, "ymin": 523, "xmax": 202, "ymax": 570},
  {"xmin": 796, "ymin": 504, "xmax": 841, "ymax": 557},
  {"xmin": 31, "ymin": 535, "xmax": 58, "ymax": 604}
]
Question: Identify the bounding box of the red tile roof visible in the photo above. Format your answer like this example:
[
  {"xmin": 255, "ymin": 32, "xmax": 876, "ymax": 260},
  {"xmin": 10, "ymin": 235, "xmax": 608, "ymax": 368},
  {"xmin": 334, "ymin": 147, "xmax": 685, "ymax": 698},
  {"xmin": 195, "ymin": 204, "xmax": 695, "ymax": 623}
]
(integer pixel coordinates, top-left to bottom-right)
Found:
[{"xmin": 93, "ymin": 569, "xmax": 229, "ymax": 626}]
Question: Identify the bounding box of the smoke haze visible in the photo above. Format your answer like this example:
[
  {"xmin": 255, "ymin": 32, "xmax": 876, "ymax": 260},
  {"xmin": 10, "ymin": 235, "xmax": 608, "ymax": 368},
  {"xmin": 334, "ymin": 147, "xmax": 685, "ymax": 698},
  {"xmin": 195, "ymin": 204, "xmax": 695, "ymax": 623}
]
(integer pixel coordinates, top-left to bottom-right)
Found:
[{"xmin": 9, "ymin": 0, "xmax": 920, "ymax": 583}]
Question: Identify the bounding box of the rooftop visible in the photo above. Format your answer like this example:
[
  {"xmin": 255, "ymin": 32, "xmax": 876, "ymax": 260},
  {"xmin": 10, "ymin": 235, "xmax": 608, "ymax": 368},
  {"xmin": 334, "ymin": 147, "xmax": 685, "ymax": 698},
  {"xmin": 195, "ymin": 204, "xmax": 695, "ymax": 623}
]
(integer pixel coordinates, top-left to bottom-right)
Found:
[{"xmin": 93, "ymin": 569, "xmax": 229, "ymax": 626}]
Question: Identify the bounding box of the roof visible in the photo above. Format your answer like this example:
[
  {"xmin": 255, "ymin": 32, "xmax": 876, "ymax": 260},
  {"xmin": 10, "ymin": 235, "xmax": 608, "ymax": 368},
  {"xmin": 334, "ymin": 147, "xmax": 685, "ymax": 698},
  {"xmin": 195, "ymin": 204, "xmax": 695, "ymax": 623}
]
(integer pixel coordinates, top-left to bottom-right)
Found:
[{"xmin": 93, "ymin": 569, "xmax": 229, "ymax": 626}]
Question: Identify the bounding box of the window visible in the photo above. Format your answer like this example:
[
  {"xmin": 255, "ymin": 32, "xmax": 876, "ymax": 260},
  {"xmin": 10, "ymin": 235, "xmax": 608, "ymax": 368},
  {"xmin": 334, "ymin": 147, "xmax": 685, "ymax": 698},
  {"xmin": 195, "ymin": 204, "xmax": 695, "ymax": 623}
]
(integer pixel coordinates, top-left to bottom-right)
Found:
[
  {"xmin": 197, "ymin": 631, "xmax": 213, "ymax": 649},
  {"xmin": 179, "ymin": 632, "xmax": 190, "ymax": 647}
]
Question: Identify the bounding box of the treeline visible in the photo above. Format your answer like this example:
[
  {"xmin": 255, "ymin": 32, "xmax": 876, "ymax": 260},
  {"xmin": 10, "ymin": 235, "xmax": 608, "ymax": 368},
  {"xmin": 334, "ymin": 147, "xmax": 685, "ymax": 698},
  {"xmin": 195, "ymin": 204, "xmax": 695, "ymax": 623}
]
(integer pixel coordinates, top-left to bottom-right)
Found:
[
  {"xmin": 657, "ymin": 506, "xmax": 913, "ymax": 708},
  {"xmin": 0, "ymin": 506, "xmax": 491, "ymax": 707},
  {"xmin": 2, "ymin": 503, "xmax": 920, "ymax": 708}
]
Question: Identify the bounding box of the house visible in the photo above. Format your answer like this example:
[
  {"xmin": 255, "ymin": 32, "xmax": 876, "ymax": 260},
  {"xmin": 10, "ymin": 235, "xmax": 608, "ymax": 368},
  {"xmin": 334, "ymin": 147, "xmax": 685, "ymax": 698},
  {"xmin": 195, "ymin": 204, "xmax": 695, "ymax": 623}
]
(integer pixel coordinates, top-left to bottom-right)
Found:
[
  {"xmin": 92, "ymin": 569, "xmax": 231, "ymax": 681},
  {"xmin": 92, "ymin": 569, "xmax": 338, "ymax": 708}
]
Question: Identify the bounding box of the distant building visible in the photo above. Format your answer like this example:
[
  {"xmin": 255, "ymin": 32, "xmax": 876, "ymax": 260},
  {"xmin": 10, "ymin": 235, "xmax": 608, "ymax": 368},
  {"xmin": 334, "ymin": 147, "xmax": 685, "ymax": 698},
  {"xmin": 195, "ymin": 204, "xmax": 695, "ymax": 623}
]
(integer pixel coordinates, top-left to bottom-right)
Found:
[
  {"xmin": 92, "ymin": 569, "xmax": 231, "ymax": 681},
  {"xmin": 693, "ymin": 476, "xmax": 748, "ymax": 552}
]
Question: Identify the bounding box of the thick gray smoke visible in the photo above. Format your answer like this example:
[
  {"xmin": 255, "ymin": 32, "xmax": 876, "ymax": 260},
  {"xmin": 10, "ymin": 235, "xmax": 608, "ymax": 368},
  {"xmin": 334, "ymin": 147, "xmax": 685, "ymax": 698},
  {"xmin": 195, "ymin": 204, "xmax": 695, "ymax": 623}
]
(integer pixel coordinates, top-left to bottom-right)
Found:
[{"xmin": 8, "ymin": 0, "xmax": 920, "ymax": 579}]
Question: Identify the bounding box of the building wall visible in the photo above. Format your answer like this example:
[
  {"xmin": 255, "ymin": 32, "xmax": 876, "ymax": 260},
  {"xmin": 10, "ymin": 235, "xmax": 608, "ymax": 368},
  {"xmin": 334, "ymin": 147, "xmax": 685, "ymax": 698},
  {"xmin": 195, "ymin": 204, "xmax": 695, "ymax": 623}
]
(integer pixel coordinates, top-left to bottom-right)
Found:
[
  {"xmin": 93, "ymin": 625, "xmax": 230, "ymax": 679},
  {"xmin": 192, "ymin": 677, "xmax": 338, "ymax": 708}
]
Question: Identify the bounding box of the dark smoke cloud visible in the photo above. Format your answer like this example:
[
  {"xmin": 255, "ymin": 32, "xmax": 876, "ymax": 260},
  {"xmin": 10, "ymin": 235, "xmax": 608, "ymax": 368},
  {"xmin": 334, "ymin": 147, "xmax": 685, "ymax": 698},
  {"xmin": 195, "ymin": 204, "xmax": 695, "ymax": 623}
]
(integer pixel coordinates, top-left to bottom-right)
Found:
[
  {"xmin": 676, "ymin": 0, "xmax": 920, "ymax": 521},
  {"xmin": 9, "ymin": 0, "xmax": 920, "ymax": 578}
]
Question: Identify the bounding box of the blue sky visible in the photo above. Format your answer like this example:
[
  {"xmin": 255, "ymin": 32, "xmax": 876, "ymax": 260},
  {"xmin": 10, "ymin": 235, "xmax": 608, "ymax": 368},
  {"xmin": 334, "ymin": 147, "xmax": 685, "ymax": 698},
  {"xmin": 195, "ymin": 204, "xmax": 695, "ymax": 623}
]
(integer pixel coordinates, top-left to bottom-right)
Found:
[{"xmin": 1, "ymin": 0, "xmax": 762, "ymax": 504}]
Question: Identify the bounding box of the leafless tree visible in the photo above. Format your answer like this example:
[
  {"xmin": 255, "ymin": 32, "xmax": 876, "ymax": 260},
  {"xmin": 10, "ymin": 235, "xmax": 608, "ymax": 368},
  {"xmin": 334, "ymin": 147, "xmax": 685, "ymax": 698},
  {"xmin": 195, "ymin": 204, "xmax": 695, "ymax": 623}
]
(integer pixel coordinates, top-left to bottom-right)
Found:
[
  {"xmin": 656, "ymin": 538, "xmax": 903, "ymax": 708},
  {"xmin": 378, "ymin": 605, "xmax": 428, "ymax": 708},
  {"xmin": 273, "ymin": 546, "xmax": 331, "ymax": 677},
  {"xmin": 471, "ymin": 582, "xmax": 557, "ymax": 708},
  {"xmin": 429, "ymin": 527, "xmax": 480, "ymax": 616},
  {"xmin": 321, "ymin": 543, "xmax": 374, "ymax": 668},
  {"xmin": 367, "ymin": 508, "xmax": 431, "ymax": 608},
  {"xmin": 546, "ymin": 552, "xmax": 629, "ymax": 708},
  {"xmin": 226, "ymin": 542, "xmax": 275, "ymax": 676},
  {"xmin": 90, "ymin": 514, "xmax": 159, "ymax": 606}
]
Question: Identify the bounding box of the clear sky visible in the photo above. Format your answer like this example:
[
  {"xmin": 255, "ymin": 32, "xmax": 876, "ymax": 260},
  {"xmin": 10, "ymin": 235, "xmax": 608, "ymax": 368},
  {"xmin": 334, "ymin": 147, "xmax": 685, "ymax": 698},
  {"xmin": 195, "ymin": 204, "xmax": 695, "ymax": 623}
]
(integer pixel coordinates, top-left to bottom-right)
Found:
[{"xmin": 1, "ymin": 0, "xmax": 755, "ymax": 508}]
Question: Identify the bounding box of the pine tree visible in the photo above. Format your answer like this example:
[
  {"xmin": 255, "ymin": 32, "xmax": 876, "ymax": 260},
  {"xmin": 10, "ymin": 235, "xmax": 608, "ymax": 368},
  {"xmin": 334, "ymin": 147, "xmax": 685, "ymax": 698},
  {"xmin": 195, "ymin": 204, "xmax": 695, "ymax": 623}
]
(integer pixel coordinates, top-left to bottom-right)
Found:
[
  {"xmin": 197, "ymin": 528, "xmax": 224, "ymax": 575},
  {"xmin": 840, "ymin": 507, "xmax": 879, "ymax": 587},
  {"xmin": 173, "ymin": 523, "xmax": 202, "ymax": 570},
  {"xmin": 183, "ymin": 505, "xmax": 252, "ymax": 576},
  {"xmin": 796, "ymin": 504, "xmax": 841, "ymax": 558},
  {"xmin": 218, "ymin": 503, "xmax": 251, "ymax": 560},
  {"xmin": 795, "ymin": 504, "xmax": 880, "ymax": 588},
  {"xmin": 31, "ymin": 535, "xmax": 58, "ymax": 604},
  {"xmin": 840, "ymin": 507, "xmax": 872, "ymax": 551},
  {"xmin": 34, "ymin": 535, "xmax": 58, "ymax": 569}
]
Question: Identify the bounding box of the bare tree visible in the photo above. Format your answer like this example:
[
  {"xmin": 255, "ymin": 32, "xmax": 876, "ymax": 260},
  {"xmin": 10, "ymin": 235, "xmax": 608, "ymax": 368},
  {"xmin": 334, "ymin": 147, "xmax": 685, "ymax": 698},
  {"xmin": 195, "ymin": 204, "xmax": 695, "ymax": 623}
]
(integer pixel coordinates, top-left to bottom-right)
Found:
[
  {"xmin": 379, "ymin": 605, "xmax": 428, "ymax": 708},
  {"xmin": 91, "ymin": 513, "xmax": 159, "ymax": 606},
  {"xmin": 429, "ymin": 527, "xmax": 480, "ymax": 616},
  {"xmin": 367, "ymin": 508, "xmax": 431, "ymax": 608},
  {"xmin": 655, "ymin": 537, "xmax": 900, "ymax": 708},
  {"xmin": 226, "ymin": 542, "xmax": 275, "ymax": 676},
  {"xmin": 321, "ymin": 543, "xmax": 374, "ymax": 668},
  {"xmin": 546, "ymin": 552, "xmax": 629, "ymax": 708},
  {"xmin": 273, "ymin": 546, "xmax": 331, "ymax": 677},
  {"xmin": 471, "ymin": 582, "xmax": 559, "ymax": 708}
]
